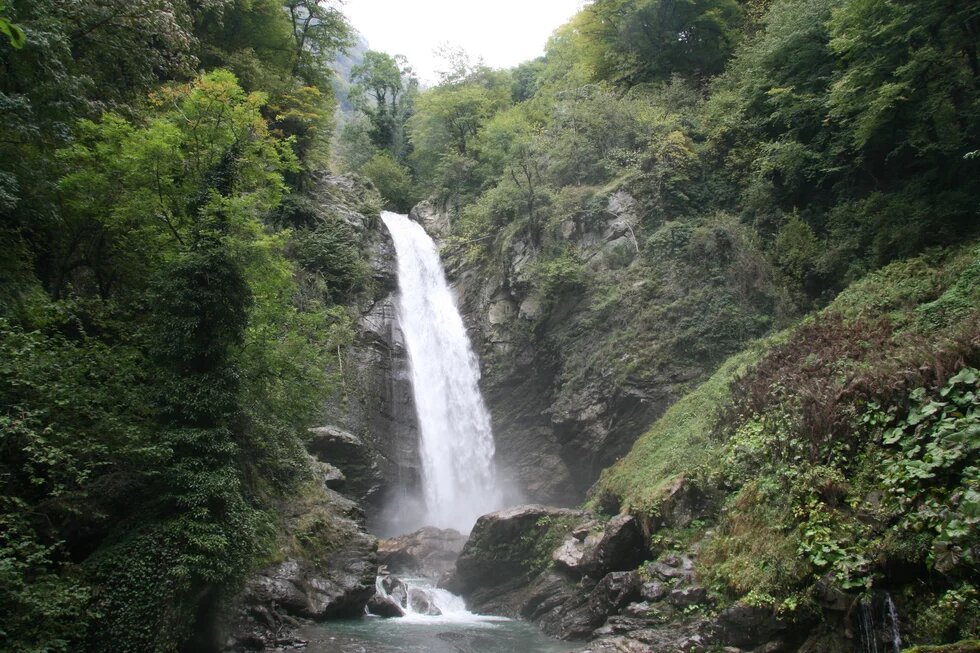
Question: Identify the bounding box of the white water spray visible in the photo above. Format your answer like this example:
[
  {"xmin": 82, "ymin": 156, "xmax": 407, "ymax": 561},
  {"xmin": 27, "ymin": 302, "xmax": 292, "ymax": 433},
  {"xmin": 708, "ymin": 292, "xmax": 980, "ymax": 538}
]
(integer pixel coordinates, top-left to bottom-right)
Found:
[{"xmin": 381, "ymin": 211, "xmax": 501, "ymax": 532}]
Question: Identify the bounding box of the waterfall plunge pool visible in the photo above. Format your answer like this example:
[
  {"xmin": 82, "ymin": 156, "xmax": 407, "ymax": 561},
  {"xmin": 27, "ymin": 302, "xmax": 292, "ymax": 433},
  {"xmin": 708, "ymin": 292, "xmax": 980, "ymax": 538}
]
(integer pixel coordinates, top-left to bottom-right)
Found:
[
  {"xmin": 299, "ymin": 618, "xmax": 576, "ymax": 653},
  {"xmin": 300, "ymin": 577, "xmax": 576, "ymax": 653}
]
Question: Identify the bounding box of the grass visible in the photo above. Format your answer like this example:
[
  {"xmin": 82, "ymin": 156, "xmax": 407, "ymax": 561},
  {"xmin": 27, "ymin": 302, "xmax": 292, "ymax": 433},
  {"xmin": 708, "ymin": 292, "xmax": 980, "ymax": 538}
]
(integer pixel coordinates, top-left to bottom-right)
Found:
[{"xmin": 905, "ymin": 642, "xmax": 980, "ymax": 653}]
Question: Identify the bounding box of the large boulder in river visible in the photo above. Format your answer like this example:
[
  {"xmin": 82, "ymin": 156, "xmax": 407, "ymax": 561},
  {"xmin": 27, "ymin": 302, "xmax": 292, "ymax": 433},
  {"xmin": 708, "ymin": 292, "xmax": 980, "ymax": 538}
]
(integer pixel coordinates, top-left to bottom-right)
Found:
[
  {"xmin": 378, "ymin": 526, "xmax": 467, "ymax": 579},
  {"xmin": 452, "ymin": 505, "xmax": 586, "ymax": 595},
  {"xmin": 367, "ymin": 593, "xmax": 405, "ymax": 618}
]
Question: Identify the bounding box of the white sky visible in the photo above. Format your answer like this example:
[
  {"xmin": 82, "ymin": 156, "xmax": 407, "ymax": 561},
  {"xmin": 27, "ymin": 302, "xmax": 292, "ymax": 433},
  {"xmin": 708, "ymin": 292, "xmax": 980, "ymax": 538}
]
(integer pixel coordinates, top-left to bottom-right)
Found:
[{"xmin": 340, "ymin": 0, "xmax": 587, "ymax": 84}]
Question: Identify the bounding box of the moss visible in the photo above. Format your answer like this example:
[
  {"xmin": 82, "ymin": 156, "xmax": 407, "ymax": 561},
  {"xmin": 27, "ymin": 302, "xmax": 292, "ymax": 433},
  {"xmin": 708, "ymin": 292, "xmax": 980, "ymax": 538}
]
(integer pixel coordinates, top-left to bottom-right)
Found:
[
  {"xmin": 699, "ymin": 481, "xmax": 809, "ymax": 603},
  {"xmin": 521, "ymin": 514, "xmax": 579, "ymax": 572},
  {"xmin": 826, "ymin": 244, "xmax": 978, "ymax": 329},
  {"xmin": 905, "ymin": 642, "xmax": 980, "ymax": 653},
  {"xmin": 275, "ymin": 480, "xmax": 359, "ymax": 567}
]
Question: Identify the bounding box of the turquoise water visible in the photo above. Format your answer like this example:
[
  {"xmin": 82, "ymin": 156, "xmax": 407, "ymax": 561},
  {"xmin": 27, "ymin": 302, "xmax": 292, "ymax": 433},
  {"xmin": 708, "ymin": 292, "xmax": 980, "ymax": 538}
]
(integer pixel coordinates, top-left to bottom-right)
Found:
[{"xmin": 300, "ymin": 616, "xmax": 578, "ymax": 653}]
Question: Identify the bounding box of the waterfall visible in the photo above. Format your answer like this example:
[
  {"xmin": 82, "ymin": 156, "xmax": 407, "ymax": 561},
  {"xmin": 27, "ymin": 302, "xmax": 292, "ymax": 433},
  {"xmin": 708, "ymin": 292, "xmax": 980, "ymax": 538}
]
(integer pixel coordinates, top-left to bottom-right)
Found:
[
  {"xmin": 884, "ymin": 593, "xmax": 903, "ymax": 653},
  {"xmin": 858, "ymin": 592, "xmax": 903, "ymax": 653},
  {"xmin": 381, "ymin": 211, "xmax": 501, "ymax": 533}
]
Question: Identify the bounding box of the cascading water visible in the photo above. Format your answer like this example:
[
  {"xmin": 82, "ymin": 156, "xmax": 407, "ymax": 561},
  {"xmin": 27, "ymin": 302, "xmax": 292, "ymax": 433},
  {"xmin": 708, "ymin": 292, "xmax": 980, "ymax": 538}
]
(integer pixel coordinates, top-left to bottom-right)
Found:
[
  {"xmin": 858, "ymin": 592, "xmax": 903, "ymax": 653},
  {"xmin": 373, "ymin": 575, "xmax": 494, "ymax": 623},
  {"xmin": 884, "ymin": 593, "xmax": 903, "ymax": 653},
  {"xmin": 381, "ymin": 211, "xmax": 502, "ymax": 533}
]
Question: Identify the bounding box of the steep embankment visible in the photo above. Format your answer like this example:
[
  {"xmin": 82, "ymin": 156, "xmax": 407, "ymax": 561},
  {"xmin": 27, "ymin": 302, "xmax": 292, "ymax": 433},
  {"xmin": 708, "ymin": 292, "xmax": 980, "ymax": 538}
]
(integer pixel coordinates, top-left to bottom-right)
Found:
[{"xmin": 448, "ymin": 244, "xmax": 979, "ymax": 651}]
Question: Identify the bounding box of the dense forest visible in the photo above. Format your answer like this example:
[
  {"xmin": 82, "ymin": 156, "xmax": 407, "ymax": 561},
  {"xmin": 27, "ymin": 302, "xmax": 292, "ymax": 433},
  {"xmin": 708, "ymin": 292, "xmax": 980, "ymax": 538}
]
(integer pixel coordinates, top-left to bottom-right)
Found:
[
  {"xmin": 0, "ymin": 1, "xmax": 371, "ymax": 650},
  {"xmin": 0, "ymin": 0, "xmax": 977, "ymax": 651}
]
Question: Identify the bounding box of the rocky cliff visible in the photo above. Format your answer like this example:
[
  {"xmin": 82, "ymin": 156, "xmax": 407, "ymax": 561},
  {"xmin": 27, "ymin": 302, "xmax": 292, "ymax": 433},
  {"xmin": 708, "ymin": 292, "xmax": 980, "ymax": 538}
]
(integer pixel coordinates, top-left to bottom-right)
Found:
[
  {"xmin": 300, "ymin": 175, "xmax": 425, "ymax": 535},
  {"xmin": 417, "ymin": 184, "xmax": 785, "ymax": 506}
]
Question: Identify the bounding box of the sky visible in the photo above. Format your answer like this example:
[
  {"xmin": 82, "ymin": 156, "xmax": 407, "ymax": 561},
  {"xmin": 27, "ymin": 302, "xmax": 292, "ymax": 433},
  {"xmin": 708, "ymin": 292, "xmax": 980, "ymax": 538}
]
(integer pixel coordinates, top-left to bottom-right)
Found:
[{"xmin": 340, "ymin": 0, "xmax": 587, "ymax": 84}]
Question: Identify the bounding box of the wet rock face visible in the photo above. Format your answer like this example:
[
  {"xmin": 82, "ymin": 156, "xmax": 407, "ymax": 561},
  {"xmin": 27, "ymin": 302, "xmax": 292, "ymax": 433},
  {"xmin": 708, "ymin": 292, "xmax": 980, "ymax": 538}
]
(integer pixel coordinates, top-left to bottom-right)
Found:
[
  {"xmin": 313, "ymin": 190, "xmax": 422, "ymax": 524},
  {"xmin": 367, "ymin": 593, "xmax": 405, "ymax": 618},
  {"xmin": 223, "ymin": 485, "xmax": 378, "ymax": 651},
  {"xmin": 536, "ymin": 571, "xmax": 643, "ymax": 640},
  {"xmin": 435, "ymin": 191, "xmax": 673, "ymax": 506},
  {"xmin": 307, "ymin": 426, "xmax": 378, "ymax": 499},
  {"xmin": 236, "ymin": 555, "xmax": 375, "ymax": 622},
  {"xmin": 409, "ymin": 200, "xmax": 452, "ymax": 241},
  {"xmin": 378, "ymin": 526, "xmax": 467, "ymax": 580}
]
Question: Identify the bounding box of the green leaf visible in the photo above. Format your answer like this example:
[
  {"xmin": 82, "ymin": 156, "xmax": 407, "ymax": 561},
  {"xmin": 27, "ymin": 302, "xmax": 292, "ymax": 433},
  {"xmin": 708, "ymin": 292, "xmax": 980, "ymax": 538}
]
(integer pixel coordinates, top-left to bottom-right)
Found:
[
  {"xmin": 0, "ymin": 17, "xmax": 25, "ymax": 49},
  {"xmin": 883, "ymin": 427, "xmax": 904, "ymax": 445},
  {"xmin": 948, "ymin": 368, "xmax": 979, "ymax": 387}
]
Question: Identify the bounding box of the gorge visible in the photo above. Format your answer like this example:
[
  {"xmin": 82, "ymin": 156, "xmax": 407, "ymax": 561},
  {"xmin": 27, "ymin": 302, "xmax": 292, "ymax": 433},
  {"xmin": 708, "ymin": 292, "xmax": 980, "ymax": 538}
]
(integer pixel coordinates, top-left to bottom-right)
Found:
[{"xmin": 1, "ymin": 1, "xmax": 977, "ymax": 652}]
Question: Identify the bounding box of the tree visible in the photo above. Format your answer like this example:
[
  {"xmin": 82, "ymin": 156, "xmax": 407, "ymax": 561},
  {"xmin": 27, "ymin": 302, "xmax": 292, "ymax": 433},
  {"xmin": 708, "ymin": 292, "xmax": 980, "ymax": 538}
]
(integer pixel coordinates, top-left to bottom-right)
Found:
[
  {"xmin": 580, "ymin": 0, "xmax": 744, "ymax": 85},
  {"xmin": 829, "ymin": 0, "xmax": 980, "ymax": 164},
  {"xmin": 284, "ymin": 0, "xmax": 353, "ymax": 85},
  {"xmin": 349, "ymin": 50, "xmax": 417, "ymax": 158},
  {"xmin": 359, "ymin": 151, "xmax": 416, "ymax": 211}
]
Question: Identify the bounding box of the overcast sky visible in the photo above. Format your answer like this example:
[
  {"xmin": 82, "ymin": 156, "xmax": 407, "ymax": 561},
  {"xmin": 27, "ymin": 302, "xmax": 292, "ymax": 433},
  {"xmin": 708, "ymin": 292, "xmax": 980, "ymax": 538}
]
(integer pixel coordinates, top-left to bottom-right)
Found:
[{"xmin": 341, "ymin": 0, "xmax": 587, "ymax": 84}]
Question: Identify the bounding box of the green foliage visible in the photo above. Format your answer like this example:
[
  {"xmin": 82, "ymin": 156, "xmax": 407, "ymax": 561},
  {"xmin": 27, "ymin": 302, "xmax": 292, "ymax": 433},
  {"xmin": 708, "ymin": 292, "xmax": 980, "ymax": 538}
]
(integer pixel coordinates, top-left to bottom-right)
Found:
[
  {"xmin": 530, "ymin": 252, "xmax": 587, "ymax": 305},
  {"xmin": 0, "ymin": 504, "xmax": 90, "ymax": 653},
  {"xmin": 349, "ymin": 51, "xmax": 417, "ymax": 159},
  {"xmin": 700, "ymin": 481, "xmax": 809, "ymax": 604},
  {"xmin": 290, "ymin": 219, "xmax": 369, "ymax": 301},
  {"xmin": 906, "ymin": 643, "xmax": 980, "ymax": 653},
  {"xmin": 908, "ymin": 587, "xmax": 980, "ymax": 647},
  {"xmin": 579, "ymin": 0, "xmax": 745, "ymax": 85},
  {"xmin": 872, "ymin": 368, "xmax": 980, "ymax": 574},
  {"xmin": 0, "ymin": 43, "xmax": 368, "ymax": 649},
  {"xmin": 283, "ymin": 0, "xmax": 354, "ymax": 88},
  {"xmin": 772, "ymin": 213, "xmax": 821, "ymax": 288},
  {"xmin": 358, "ymin": 151, "xmax": 417, "ymax": 211},
  {"xmin": 598, "ymin": 245, "xmax": 980, "ymax": 644},
  {"xmin": 0, "ymin": 3, "xmax": 24, "ymax": 49},
  {"xmin": 593, "ymin": 339, "xmax": 776, "ymax": 513},
  {"xmin": 408, "ymin": 74, "xmax": 511, "ymax": 196},
  {"xmin": 828, "ymin": 0, "xmax": 979, "ymax": 160}
]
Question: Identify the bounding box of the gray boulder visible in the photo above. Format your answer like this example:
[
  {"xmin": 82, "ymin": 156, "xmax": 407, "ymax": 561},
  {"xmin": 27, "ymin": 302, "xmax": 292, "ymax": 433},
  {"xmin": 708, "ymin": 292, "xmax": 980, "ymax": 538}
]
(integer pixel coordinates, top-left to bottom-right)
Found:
[
  {"xmin": 408, "ymin": 588, "xmax": 442, "ymax": 616},
  {"xmin": 452, "ymin": 504, "xmax": 586, "ymax": 599},
  {"xmin": 378, "ymin": 526, "xmax": 467, "ymax": 579},
  {"xmin": 367, "ymin": 593, "xmax": 405, "ymax": 618}
]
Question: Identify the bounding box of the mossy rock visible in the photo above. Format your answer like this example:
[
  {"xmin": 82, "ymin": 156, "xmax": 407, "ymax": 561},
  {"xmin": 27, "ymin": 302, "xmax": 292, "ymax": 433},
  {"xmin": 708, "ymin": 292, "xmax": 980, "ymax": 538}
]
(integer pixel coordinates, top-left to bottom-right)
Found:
[{"xmin": 906, "ymin": 641, "xmax": 980, "ymax": 653}]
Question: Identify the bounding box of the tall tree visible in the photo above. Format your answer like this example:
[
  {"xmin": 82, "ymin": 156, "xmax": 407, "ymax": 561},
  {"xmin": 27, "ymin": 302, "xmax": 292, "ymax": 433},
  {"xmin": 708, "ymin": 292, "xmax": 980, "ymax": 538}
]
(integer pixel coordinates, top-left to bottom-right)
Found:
[{"xmin": 349, "ymin": 50, "xmax": 417, "ymax": 158}]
